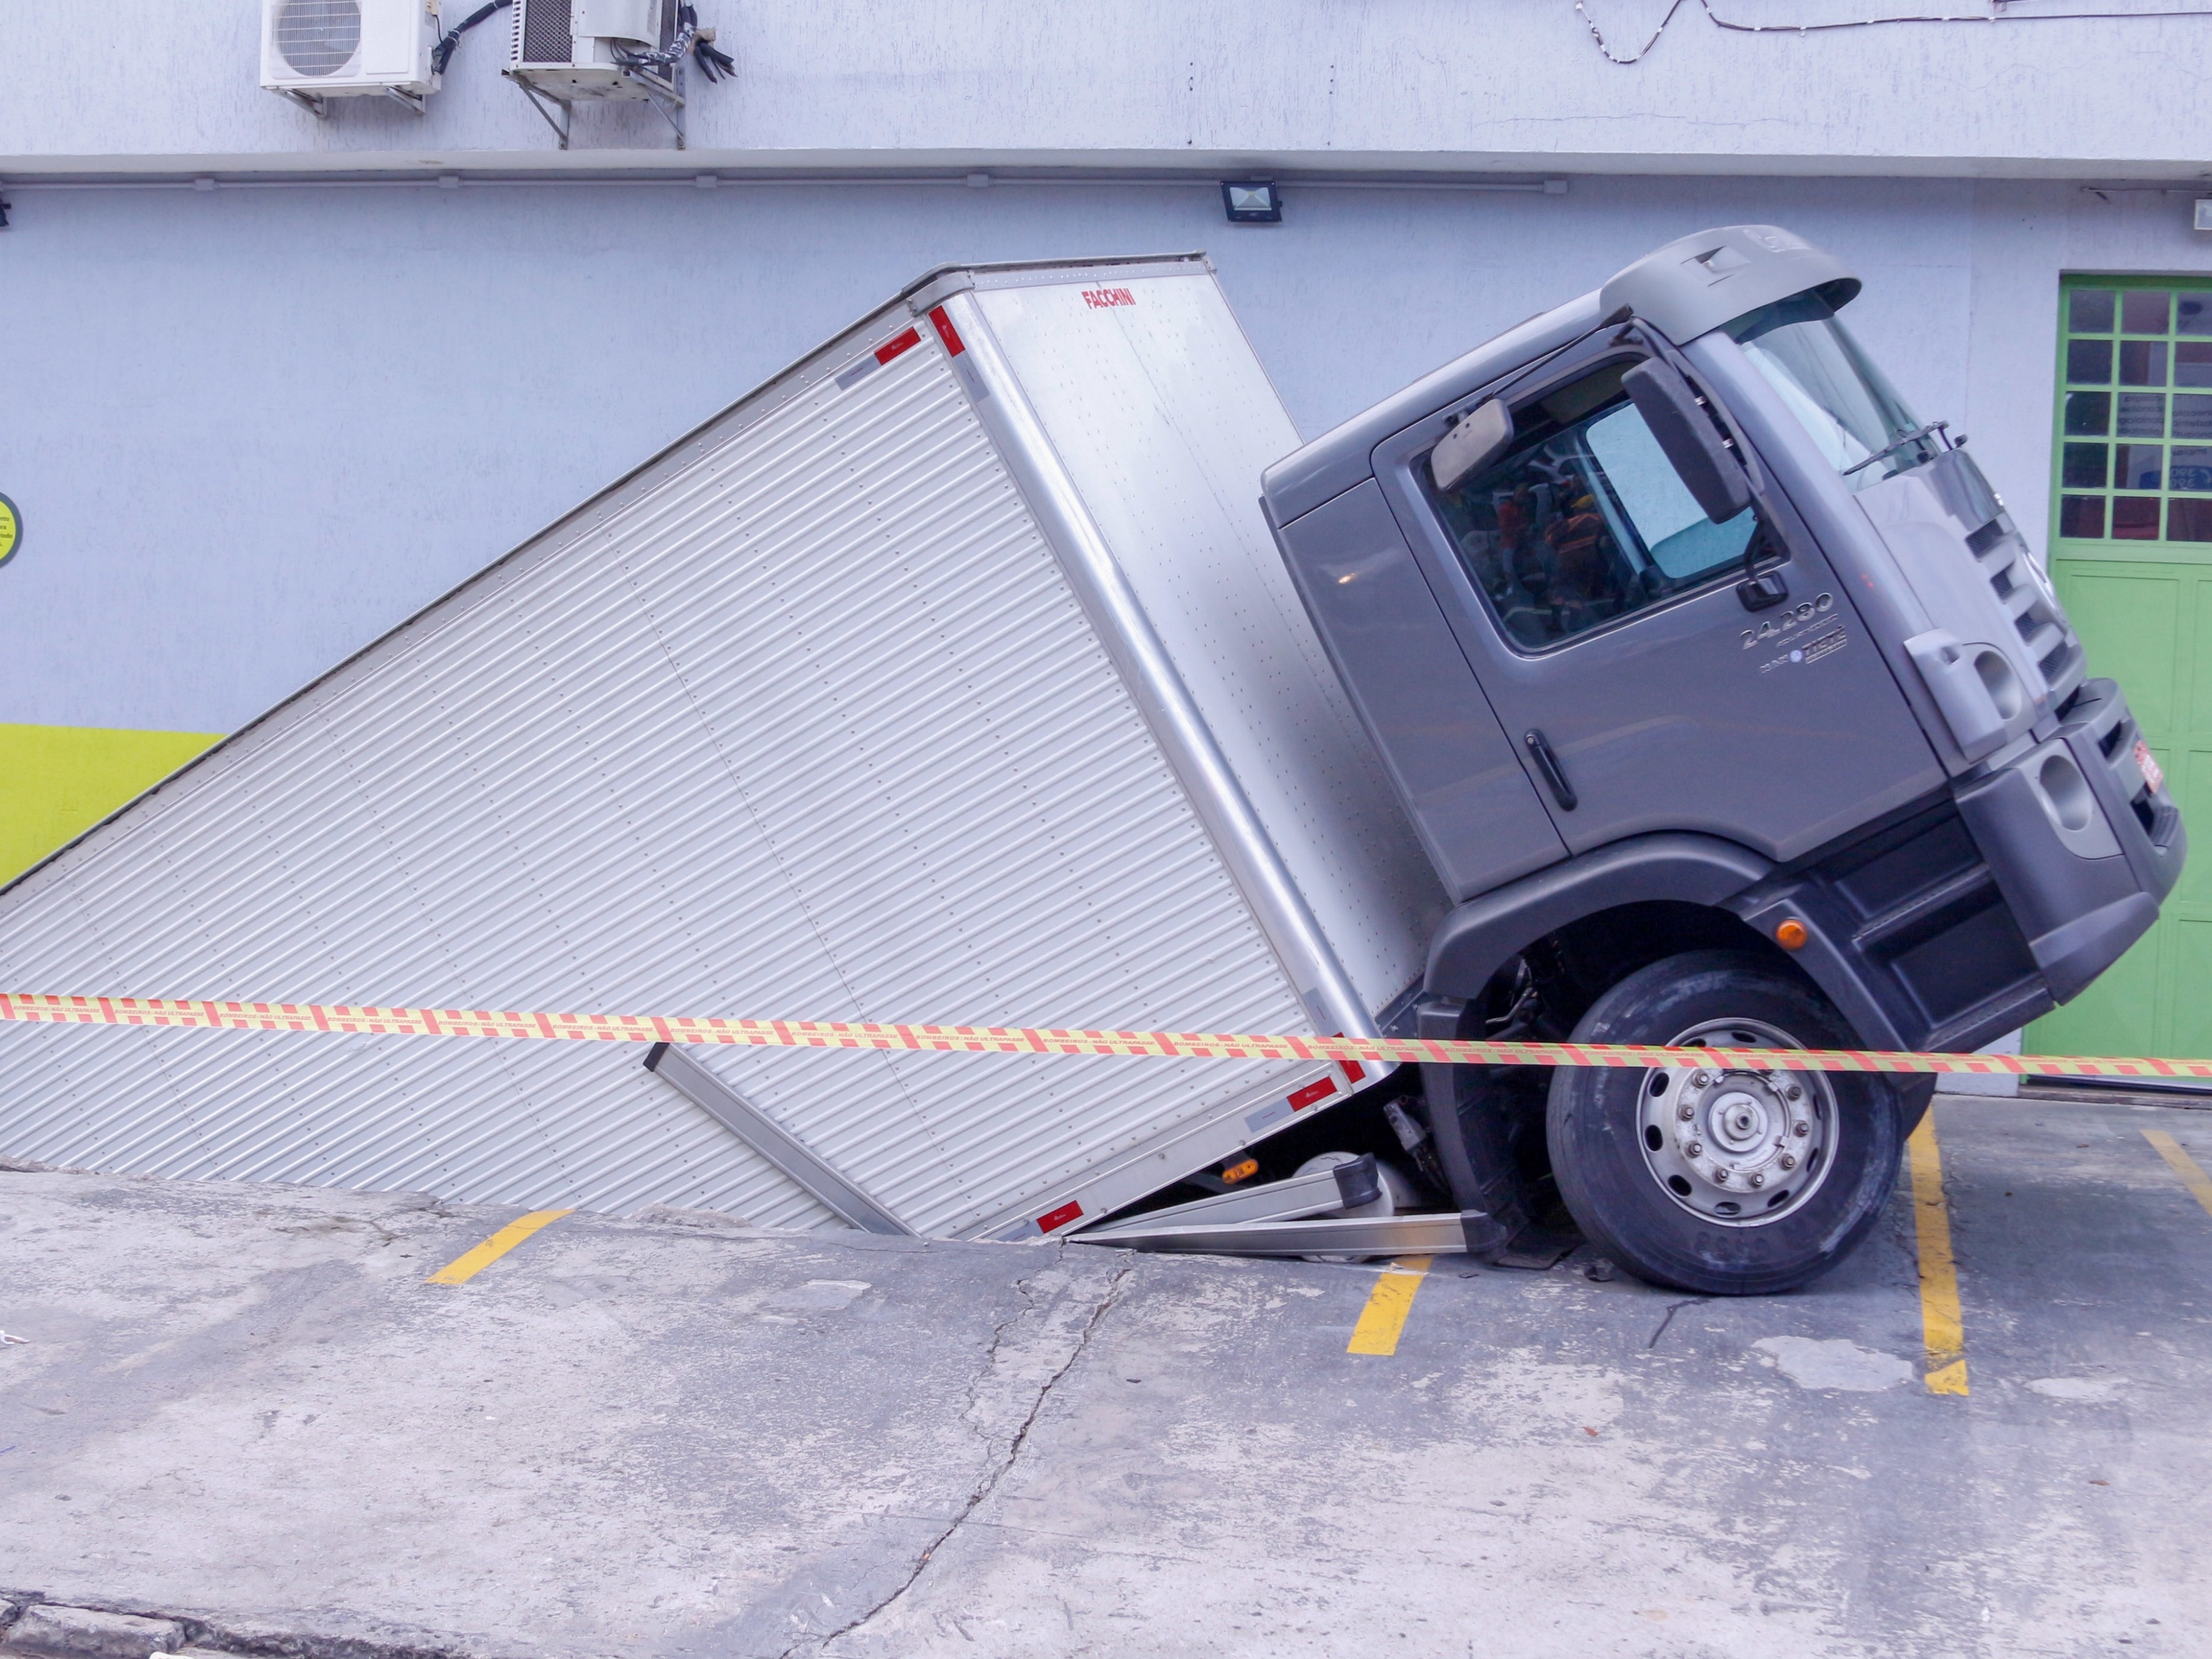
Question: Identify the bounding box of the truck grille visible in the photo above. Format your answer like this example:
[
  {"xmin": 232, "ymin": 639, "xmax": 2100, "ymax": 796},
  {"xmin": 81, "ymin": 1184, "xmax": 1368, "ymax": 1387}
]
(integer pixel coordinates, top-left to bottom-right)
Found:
[
  {"xmin": 1967, "ymin": 516, "xmax": 2084, "ymax": 706},
  {"xmin": 2068, "ymin": 678, "xmax": 2166, "ymax": 838}
]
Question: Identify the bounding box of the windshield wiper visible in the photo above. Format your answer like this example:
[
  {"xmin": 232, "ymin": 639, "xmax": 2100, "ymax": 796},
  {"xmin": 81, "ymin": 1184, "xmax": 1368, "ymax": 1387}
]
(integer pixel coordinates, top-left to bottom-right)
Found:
[{"xmin": 1841, "ymin": 419, "xmax": 1949, "ymax": 478}]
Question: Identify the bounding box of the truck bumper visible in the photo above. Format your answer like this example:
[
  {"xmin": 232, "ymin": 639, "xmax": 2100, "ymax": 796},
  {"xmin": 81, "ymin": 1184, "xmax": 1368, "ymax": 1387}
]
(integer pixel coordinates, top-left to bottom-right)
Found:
[
  {"xmin": 1953, "ymin": 678, "xmax": 2184, "ymax": 1006},
  {"xmin": 1733, "ymin": 677, "xmax": 2184, "ymax": 1058}
]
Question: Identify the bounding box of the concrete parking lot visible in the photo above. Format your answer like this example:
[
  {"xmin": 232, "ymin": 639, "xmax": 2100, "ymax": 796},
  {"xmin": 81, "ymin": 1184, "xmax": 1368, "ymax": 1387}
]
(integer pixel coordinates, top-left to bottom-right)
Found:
[{"xmin": 2, "ymin": 1091, "xmax": 2208, "ymax": 1659}]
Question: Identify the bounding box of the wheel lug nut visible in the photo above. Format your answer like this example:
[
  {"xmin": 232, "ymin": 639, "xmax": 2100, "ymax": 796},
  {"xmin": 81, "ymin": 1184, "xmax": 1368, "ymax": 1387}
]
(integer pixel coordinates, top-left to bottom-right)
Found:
[
  {"xmin": 1749, "ymin": 1172, "xmax": 1765, "ymax": 1188},
  {"xmin": 1691, "ymin": 1071, "xmax": 1710, "ymax": 1088},
  {"xmin": 1786, "ymin": 1085, "xmax": 1803, "ymax": 1102},
  {"xmin": 1793, "ymin": 1121, "xmax": 1810, "ymax": 1136},
  {"xmin": 1677, "ymin": 1104, "xmax": 1695, "ymax": 1121},
  {"xmin": 1779, "ymin": 1153, "xmax": 1797, "ymax": 1170},
  {"xmin": 1686, "ymin": 1141, "xmax": 1703, "ymax": 1158}
]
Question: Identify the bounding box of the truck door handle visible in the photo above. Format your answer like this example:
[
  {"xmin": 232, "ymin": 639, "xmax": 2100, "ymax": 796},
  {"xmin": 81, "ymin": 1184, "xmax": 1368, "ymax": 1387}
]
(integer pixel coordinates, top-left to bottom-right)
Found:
[{"xmin": 1523, "ymin": 730, "xmax": 1577, "ymax": 811}]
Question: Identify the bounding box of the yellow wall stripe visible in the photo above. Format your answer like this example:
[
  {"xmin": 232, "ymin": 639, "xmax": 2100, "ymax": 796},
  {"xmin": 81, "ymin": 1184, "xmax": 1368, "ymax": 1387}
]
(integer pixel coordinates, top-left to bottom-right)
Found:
[
  {"xmin": 2143, "ymin": 1130, "xmax": 2212, "ymax": 1220},
  {"xmin": 425, "ymin": 1208, "xmax": 574, "ymax": 1285},
  {"xmin": 0, "ymin": 724, "xmax": 220, "ymax": 885},
  {"xmin": 1907, "ymin": 1116, "xmax": 1969, "ymax": 1396},
  {"xmin": 1346, "ymin": 1257, "xmax": 1433, "ymax": 1356}
]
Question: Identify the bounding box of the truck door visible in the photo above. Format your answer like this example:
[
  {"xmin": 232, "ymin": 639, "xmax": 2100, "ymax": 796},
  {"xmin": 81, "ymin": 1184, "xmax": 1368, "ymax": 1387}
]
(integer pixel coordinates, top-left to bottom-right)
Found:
[{"xmin": 1374, "ymin": 344, "xmax": 1942, "ymax": 863}]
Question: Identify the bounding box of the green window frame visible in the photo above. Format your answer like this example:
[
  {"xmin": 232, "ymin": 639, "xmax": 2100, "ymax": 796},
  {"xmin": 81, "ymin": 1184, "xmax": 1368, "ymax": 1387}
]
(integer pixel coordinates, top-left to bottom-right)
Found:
[{"xmin": 2051, "ymin": 279, "xmax": 2212, "ymax": 553}]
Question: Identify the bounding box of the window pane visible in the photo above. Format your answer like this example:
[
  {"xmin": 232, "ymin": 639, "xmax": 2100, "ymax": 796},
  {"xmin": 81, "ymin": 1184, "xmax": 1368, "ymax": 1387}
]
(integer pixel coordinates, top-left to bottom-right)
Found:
[
  {"xmin": 2068, "ymin": 339, "xmax": 2113, "ymax": 384},
  {"xmin": 2179, "ymin": 294, "xmax": 2212, "ymax": 336},
  {"xmin": 2070, "ymin": 288, "xmax": 2116, "ymax": 333},
  {"xmin": 2119, "ymin": 444, "xmax": 2165, "ymax": 490},
  {"xmin": 2113, "ymin": 496, "xmax": 2162, "ymax": 539},
  {"xmin": 2171, "ymin": 499, "xmax": 2212, "ymax": 541},
  {"xmin": 2123, "ymin": 291, "xmax": 2172, "ymax": 334},
  {"xmin": 2060, "ymin": 495, "xmax": 2107, "ymax": 538},
  {"xmin": 2175, "ymin": 395, "xmax": 2212, "ymax": 439},
  {"xmin": 2120, "ymin": 341, "xmax": 2169, "ymax": 386},
  {"xmin": 2116, "ymin": 392, "xmax": 2168, "ymax": 437},
  {"xmin": 2062, "ymin": 443, "xmax": 2110, "ymax": 488},
  {"xmin": 1421, "ymin": 367, "xmax": 1760, "ymax": 650},
  {"xmin": 2176, "ymin": 341, "xmax": 2212, "ymax": 386},
  {"xmin": 2064, "ymin": 391, "xmax": 2112, "ymax": 436},
  {"xmin": 2171, "ymin": 447, "xmax": 2212, "ymax": 491}
]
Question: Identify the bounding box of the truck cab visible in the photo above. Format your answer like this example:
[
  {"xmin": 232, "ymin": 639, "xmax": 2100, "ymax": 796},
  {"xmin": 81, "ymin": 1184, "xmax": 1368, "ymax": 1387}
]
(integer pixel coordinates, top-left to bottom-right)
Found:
[{"xmin": 1264, "ymin": 225, "xmax": 2186, "ymax": 1293}]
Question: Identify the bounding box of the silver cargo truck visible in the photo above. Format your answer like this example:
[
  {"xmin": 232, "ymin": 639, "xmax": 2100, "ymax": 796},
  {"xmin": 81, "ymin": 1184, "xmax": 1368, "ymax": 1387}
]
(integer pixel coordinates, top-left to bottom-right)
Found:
[
  {"xmin": 1261, "ymin": 224, "xmax": 2185, "ymax": 1291},
  {"xmin": 0, "ymin": 229, "xmax": 2180, "ymax": 1296}
]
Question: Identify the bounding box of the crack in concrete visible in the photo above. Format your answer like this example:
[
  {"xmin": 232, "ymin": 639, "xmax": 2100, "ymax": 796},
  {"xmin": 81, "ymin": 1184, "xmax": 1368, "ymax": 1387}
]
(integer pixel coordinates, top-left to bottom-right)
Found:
[
  {"xmin": 1647, "ymin": 1296, "xmax": 1709, "ymax": 1349},
  {"xmin": 957, "ymin": 1261, "xmax": 1050, "ymax": 1455},
  {"xmin": 787, "ymin": 1258, "xmax": 1136, "ymax": 1658}
]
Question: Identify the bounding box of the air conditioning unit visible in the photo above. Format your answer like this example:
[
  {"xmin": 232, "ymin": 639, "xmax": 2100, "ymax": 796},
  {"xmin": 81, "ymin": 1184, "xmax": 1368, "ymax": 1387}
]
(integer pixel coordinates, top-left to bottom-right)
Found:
[
  {"xmin": 509, "ymin": 0, "xmax": 680, "ymax": 103},
  {"xmin": 262, "ymin": 0, "xmax": 442, "ymax": 113}
]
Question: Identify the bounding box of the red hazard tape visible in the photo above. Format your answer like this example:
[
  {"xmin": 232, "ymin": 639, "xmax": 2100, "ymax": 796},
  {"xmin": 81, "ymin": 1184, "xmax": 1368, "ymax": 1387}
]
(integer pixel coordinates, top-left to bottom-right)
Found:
[{"xmin": 0, "ymin": 993, "xmax": 2202, "ymax": 1081}]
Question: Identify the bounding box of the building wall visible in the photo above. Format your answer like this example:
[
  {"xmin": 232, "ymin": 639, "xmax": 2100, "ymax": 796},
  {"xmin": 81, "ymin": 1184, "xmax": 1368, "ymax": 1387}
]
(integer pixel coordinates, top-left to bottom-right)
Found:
[
  {"xmin": 4, "ymin": 1, "xmax": 2209, "ymax": 177},
  {"xmin": 9, "ymin": 173, "xmax": 2211, "ymax": 739},
  {"xmin": 5, "ymin": 4, "xmax": 2212, "ymax": 882}
]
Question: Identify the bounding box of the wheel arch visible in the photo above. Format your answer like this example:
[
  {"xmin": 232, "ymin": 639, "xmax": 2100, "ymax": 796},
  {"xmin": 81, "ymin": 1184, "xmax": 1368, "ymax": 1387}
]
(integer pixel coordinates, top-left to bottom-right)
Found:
[
  {"xmin": 1416, "ymin": 834, "xmax": 1929, "ymax": 1243},
  {"xmin": 1426, "ymin": 833, "xmax": 1776, "ymax": 1010}
]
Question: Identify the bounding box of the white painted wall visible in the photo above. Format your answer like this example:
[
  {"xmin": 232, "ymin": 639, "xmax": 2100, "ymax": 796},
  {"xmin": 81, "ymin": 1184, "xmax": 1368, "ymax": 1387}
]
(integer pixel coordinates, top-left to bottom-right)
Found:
[
  {"xmin": 2, "ymin": 2, "xmax": 2210, "ymax": 178},
  {"xmin": 5, "ymin": 171, "xmax": 2210, "ymax": 736}
]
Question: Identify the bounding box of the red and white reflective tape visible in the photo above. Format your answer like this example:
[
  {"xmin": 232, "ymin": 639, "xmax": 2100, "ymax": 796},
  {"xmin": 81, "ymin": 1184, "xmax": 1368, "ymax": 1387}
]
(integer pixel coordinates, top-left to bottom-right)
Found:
[{"xmin": 0, "ymin": 993, "xmax": 2202, "ymax": 1080}]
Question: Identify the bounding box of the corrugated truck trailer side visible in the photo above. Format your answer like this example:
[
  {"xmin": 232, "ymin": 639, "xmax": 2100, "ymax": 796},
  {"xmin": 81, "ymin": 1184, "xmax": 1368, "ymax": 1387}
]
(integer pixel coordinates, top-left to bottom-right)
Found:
[{"xmin": 0, "ymin": 254, "xmax": 1445, "ymax": 1239}]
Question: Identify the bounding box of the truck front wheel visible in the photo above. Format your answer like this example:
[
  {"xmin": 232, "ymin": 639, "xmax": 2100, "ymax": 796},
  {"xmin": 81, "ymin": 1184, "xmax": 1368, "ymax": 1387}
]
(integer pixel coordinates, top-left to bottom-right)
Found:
[{"xmin": 1545, "ymin": 950, "xmax": 1903, "ymax": 1296}]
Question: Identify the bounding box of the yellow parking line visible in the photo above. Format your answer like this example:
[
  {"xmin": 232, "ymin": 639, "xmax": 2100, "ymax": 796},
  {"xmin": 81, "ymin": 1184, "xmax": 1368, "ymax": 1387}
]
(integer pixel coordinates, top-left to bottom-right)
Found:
[
  {"xmin": 2143, "ymin": 1130, "xmax": 2212, "ymax": 1219},
  {"xmin": 1907, "ymin": 1116, "xmax": 1968, "ymax": 1396},
  {"xmin": 425, "ymin": 1209, "xmax": 574, "ymax": 1285},
  {"xmin": 1347, "ymin": 1256, "xmax": 1433, "ymax": 1356}
]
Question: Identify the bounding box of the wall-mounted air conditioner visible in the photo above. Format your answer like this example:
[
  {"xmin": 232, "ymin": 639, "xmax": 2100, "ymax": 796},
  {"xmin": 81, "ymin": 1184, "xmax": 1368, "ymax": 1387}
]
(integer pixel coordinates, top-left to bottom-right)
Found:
[
  {"xmin": 506, "ymin": 0, "xmax": 690, "ymax": 147},
  {"xmin": 509, "ymin": 0, "xmax": 678, "ymax": 102},
  {"xmin": 262, "ymin": 0, "xmax": 442, "ymax": 114}
]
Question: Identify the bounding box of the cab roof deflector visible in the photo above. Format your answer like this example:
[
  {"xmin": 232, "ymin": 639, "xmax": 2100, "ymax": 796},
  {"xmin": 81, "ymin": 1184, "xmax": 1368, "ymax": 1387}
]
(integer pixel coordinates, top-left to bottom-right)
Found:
[{"xmin": 1598, "ymin": 223, "xmax": 1861, "ymax": 346}]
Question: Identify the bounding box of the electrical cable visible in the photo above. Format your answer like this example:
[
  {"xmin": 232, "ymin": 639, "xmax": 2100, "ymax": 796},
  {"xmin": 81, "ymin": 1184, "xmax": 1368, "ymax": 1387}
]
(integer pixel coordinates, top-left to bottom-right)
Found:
[
  {"xmin": 431, "ymin": 0, "xmax": 513, "ymax": 75},
  {"xmin": 693, "ymin": 16, "xmax": 737, "ymax": 84},
  {"xmin": 611, "ymin": 5, "xmax": 737, "ymax": 83},
  {"xmin": 1574, "ymin": 0, "xmax": 2212, "ymax": 64}
]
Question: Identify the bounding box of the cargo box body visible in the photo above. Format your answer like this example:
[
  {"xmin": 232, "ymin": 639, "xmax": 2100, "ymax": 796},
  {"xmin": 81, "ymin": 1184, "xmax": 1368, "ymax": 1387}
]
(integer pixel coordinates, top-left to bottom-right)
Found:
[{"xmin": 0, "ymin": 254, "xmax": 1445, "ymax": 1239}]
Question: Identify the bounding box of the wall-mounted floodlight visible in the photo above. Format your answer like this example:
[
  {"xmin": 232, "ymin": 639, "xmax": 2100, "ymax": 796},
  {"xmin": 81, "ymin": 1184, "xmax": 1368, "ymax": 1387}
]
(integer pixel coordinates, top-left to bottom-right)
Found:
[
  {"xmin": 1222, "ymin": 181, "xmax": 1283, "ymax": 224},
  {"xmin": 2196, "ymin": 198, "xmax": 2212, "ymax": 232}
]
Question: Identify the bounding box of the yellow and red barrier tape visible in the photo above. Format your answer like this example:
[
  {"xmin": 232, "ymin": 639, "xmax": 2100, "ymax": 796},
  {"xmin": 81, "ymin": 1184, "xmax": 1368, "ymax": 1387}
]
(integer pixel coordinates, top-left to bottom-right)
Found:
[{"xmin": 0, "ymin": 992, "xmax": 2203, "ymax": 1080}]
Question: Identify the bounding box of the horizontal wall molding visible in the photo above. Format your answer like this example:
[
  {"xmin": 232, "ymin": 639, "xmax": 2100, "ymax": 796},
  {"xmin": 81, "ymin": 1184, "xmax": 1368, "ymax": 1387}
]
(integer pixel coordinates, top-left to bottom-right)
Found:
[{"xmin": 7, "ymin": 153, "xmax": 2212, "ymax": 189}]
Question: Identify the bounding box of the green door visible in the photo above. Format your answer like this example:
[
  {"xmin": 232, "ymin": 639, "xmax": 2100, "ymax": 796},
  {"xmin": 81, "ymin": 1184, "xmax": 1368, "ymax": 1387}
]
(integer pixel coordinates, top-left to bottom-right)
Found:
[{"xmin": 2028, "ymin": 278, "xmax": 2212, "ymax": 1061}]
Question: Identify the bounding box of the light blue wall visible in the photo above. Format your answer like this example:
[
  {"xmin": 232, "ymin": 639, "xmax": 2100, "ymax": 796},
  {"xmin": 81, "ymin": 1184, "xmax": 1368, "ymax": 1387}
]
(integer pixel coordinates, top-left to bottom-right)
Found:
[{"xmin": 2, "ymin": 171, "xmax": 2203, "ymax": 734}]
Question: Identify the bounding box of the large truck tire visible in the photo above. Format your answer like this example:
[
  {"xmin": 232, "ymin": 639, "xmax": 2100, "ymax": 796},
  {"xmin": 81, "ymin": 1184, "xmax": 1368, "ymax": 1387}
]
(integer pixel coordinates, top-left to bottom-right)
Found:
[
  {"xmin": 1545, "ymin": 950, "xmax": 1904, "ymax": 1296},
  {"xmin": 1895, "ymin": 1074, "xmax": 1938, "ymax": 1138}
]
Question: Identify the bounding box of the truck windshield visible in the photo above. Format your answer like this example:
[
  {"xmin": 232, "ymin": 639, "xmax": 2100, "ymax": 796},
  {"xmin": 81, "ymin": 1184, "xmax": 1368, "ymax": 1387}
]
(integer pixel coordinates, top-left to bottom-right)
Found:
[{"xmin": 1727, "ymin": 294, "xmax": 1935, "ymax": 491}]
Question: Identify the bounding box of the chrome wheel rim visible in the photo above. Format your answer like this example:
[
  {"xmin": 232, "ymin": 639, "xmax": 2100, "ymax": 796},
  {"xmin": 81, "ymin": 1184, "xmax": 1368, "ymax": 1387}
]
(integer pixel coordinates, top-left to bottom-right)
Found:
[{"xmin": 1636, "ymin": 1017, "xmax": 1837, "ymax": 1228}]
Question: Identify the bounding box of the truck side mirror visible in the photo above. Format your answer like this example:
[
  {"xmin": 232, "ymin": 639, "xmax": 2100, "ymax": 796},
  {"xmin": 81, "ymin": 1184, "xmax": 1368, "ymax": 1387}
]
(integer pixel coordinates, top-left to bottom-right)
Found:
[
  {"xmin": 1428, "ymin": 398, "xmax": 1515, "ymax": 493},
  {"xmin": 1621, "ymin": 360, "xmax": 1751, "ymax": 524}
]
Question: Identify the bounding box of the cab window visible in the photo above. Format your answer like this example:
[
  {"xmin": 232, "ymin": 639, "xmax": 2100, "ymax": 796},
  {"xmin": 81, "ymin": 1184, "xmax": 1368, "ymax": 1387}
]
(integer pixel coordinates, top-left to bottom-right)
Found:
[{"xmin": 1419, "ymin": 362, "xmax": 1767, "ymax": 650}]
